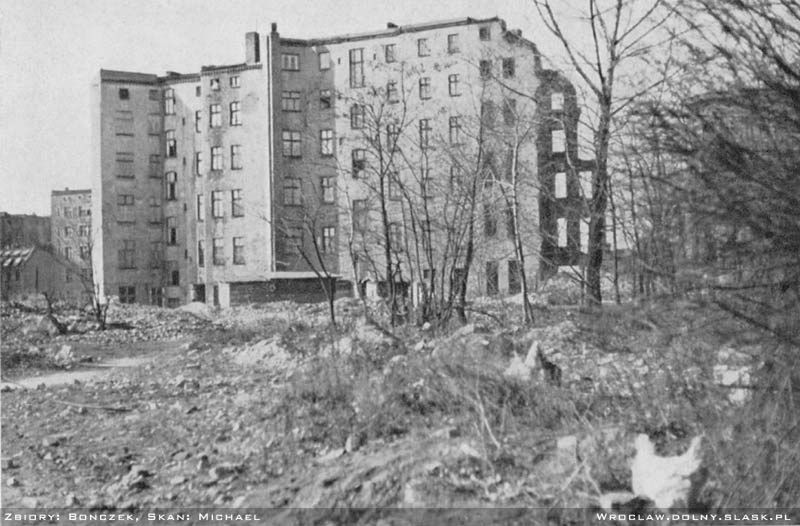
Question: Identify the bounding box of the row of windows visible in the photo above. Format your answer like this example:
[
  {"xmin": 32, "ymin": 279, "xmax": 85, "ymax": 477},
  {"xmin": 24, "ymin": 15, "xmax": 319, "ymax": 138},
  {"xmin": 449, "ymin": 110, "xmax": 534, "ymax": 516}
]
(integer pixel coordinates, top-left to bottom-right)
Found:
[
  {"xmin": 553, "ymin": 171, "xmax": 594, "ymax": 199},
  {"xmin": 282, "ymin": 226, "xmax": 336, "ymax": 254},
  {"xmin": 61, "ymin": 225, "xmax": 91, "ymax": 237},
  {"xmin": 555, "ymin": 217, "xmax": 590, "ymax": 252},
  {"xmin": 58, "ymin": 206, "xmax": 91, "ymax": 218},
  {"xmin": 162, "ymin": 77, "xmax": 240, "ymax": 114},
  {"xmin": 164, "ymin": 142, "xmax": 243, "ymax": 173},
  {"xmin": 197, "ymin": 236, "xmax": 245, "ymax": 266},
  {"xmin": 283, "ymin": 177, "xmax": 335, "ymax": 206},
  {"xmin": 280, "ymin": 25, "xmax": 494, "ymax": 77},
  {"xmin": 195, "ymin": 189, "xmax": 244, "ymax": 220}
]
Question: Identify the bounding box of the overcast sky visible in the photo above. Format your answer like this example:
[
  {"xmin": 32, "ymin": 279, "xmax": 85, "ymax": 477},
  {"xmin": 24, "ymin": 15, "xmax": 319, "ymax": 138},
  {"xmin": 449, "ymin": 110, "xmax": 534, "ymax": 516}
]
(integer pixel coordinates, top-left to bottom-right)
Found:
[{"xmin": 0, "ymin": 0, "xmax": 580, "ymax": 215}]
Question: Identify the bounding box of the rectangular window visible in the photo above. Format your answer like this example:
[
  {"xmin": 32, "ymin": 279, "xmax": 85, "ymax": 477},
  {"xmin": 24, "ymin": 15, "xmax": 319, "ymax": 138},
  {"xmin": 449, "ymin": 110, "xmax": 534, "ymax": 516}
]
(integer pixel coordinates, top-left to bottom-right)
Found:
[
  {"xmin": 352, "ymin": 149, "xmax": 366, "ymax": 178},
  {"xmin": 386, "ymin": 124, "xmax": 400, "ymax": 150},
  {"xmin": 231, "ymin": 145, "xmax": 242, "ymax": 169},
  {"xmin": 502, "ymin": 57, "xmax": 515, "ymax": 78},
  {"xmin": 212, "ymin": 191, "xmax": 224, "ymax": 218},
  {"xmin": 350, "ymin": 104, "xmax": 365, "ymax": 129},
  {"xmin": 165, "ymin": 88, "xmax": 175, "ymax": 115},
  {"xmin": 116, "ymin": 151, "xmax": 134, "ymax": 178},
  {"xmin": 149, "ymin": 89, "xmax": 159, "ymax": 101},
  {"xmin": 417, "ymin": 38, "xmax": 430, "ymax": 57},
  {"xmin": 230, "ymin": 101, "xmax": 241, "ymax": 125},
  {"xmin": 481, "ymin": 101, "xmax": 496, "ymax": 127},
  {"xmin": 230, "ymin": 75, "xmax": 240, "ymax": 88},
  {"xmin": 119, "ymin": 240, "xmax": 136, "ymax": 269},
  {"xmin": 149, "ymin": 154, "xmax": 160, "ymax": 178},
  {"xmin": 150, "ymin": 241, "xmax": 162, "ymax": 269},
  {"xmin": 281, "ymin": 53, "xmax": 300, "ymax": 71},
  {"xmin": 419, "ymin": 119, "xmax": 431, "ymax": 149},
  {"xmin": 79, "ymin": 225, "xmax": 90, "ymax": 237},
  {"xmin": 322, "ymin": 227, "xmax": 335, "ymax": 253},
  {"xmin": 552, "ymin": 129, "xmax": 566, "ymax": 153},
  {"xmin": 486, "ymin": 261, "xmax": 498, "ymax": 295},
  {"xmin": 149, "ymin": 196, "xmax": 160, "ymax": 224},
  {"xmin": 211, "ymin": 146, "xmax": 222, "ymax": 170},
  {"xmin": 419, "ymin": 77, "xmax": 431, "ymax": 100},
  {"xmin": 79, "ymin": 244, "xmax": 89, "ymax": 260},
  {"xmin": 352, "ymin": 199, "xmax": 367, "ymax": 231},
  {"xmin": 195, "ymin": 152, "xmax": 203, "ymax": 176},
  {"xmin": 147, "ymin": 113, "xmax": 160, "ymax": 135},
  {"xmin": 447, "ymin": 34, "xmax": 460, "ymax": 54},
  {"xmin": 231, "ymin": 189, "xmax": 244, "ymax": 217},
  {"xmin": 195, "ymin": 85, "xmax": 201, "ymax": 97},
  {"xmin": 195, "ymin": 110, "xmax": 202, "ymax": 132},
  {"xmin": 321, "ymin": 176, "xmax": 335, "ymax": 203},
  {"xmin": 449, "ymin": 116, "xmax": 462, "ymax": 145},
  {"xmin": 285, "ymin": 227, "xmax": 303, "ymax": 254},
  {"xmin": 284, "ymin": 178, "xmax": 302, "ymax": 205},
  {"xmin": 508, "ymin": 260, "xmax": 521, "ymax": 294},
  {"xmin": 64, "ymin": 246, "xmax": 72, "ymax": 260},
  {"xmin": 503, "ymin": 99, "xmax": 517, "ymax": 125},
  {"xmin": 421, "ymin": 166, "xmax": 433, "ymax": 199},
  {"xmin": 484, "ymin": 204, "xmax": 497, "ymax": 236},
  {"xmin": 580, "ymin": 219, "xmax": 590, "ymax": 253},
  {"xmin": 282, "ymin": 131, "xmax": 301, "ymax": 157},
  {"xmin": 580, "ymin": 171, "xmax": 593, "ymax": 198},
  {"xmin": 166, "ymin": 130, "xmax": 176, "ymax": 157},
  {"xmin": 166, "ymin": 217, "xmax": 177, "ymax": 245},
  {"xmin": 64, "ymin": 226, "xmax": 73, "ymax": 236},
  {"xmin": 197, "ymin": 240, "xmax": 205, "ymax": 267},
  {"xmin": 117, "ymin": 194, "xmax": 134, "ymax": 206},
  {"xmin": 320, "ymin": 129, "xmax": 334, "ymax": 156},
  {"xmin": 233, "ymin": 237, "xmax": 245, "ymax": 265},
  {"xmin": 389, "ymin": 172, "xmax": 401, "ymax": 201},
  {"xmin": 387, "ymin": 81, "xmax": 398, "ymax": 102},
  {"xmin": 552, "ymin": 92, "xmax": 564, "ymax": 110},
  {"xmin": 114, "ymin": 110, "xmax": 134, "ymax": 136},
  {"xmin": 319, "ymin": 51, "xmax": 331, "ymax": 70},
  {"xmin": 196, "ymin": 194, "xmax": 204, "ymax": 221},
  {"xmin": 448, "ymin": 74, "xmax": 461, "ymax": 96},
  {"xmin": 479, "ymin": 26, "xmax": 491, "ymax": 41},
  {"xmin": 389, "ymin": 223, "xmax": 403, "ymax": 250},
  {"xmin": 281, "ymin": 91, "xmax": 301, "ymax": 111},
  {"xmin": 555, "ymin": 172, "xmax": 567, "ymax": 198},
  {"xmin": 119, "ymin": 286, "xmax": 136, "ymax": 304},
  {"xmin": 210, "ymin": 104, "xmax": 222, "ymax": 127},
  {"xmin": 557, "ymin": 217, "xmax": 568, "ymax": 247},
  {"xmin": 506, "ymin": 205, "xmax": 515, "ymax": 238},
  {"xmin": 349, "ymin": 48, "xmax": 364, "ymax": 88},
  {"xmin": 385, "ymin": 44, "xmax": 396, "ymax": 63},
  {"xmin": 213, "ymin": 238, "xmax": 224, "ymax": 265},
  {"xmin": 480, "ymin": 60, "xmax": 492, "ymax": 79},
  {"xmin": 320, "ymin": 89, "xmax": 332, "ymax": 109},
  {"xmin": 165, "ymin": 172, "xmax": 177, "ymax": 201},
  {"xmin": 210, "ymin": 78, "xmax": 220, "ymax": 91}
]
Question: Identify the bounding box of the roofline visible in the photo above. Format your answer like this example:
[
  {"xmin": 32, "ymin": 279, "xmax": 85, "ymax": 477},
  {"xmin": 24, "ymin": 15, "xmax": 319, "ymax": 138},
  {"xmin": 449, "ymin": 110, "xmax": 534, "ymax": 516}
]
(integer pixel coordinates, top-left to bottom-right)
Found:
[
  {"xmin": 51, "ymin": 189, "xmax": 91, "ymax": 196},
  {"xmin": 279, "ymin": 16, "xmax": 504, "ymax": 46}
]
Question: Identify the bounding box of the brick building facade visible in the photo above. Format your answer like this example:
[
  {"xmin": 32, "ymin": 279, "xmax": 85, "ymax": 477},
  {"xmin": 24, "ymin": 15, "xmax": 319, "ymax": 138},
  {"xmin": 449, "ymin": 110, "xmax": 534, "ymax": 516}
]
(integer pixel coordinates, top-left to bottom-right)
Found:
[{"xmin": 93, "ymin": 17, "xmax": 591, "ymax": 307}]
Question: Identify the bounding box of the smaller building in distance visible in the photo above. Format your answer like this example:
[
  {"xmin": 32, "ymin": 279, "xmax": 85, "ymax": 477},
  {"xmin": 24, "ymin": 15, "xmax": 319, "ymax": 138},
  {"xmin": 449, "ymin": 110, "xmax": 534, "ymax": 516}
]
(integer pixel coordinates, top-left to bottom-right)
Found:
[
  {"xmin": 0, "ymin": 213, "xmax": 51, "ymax": 250},
  {"xmin": 0, "ymin": 247, "xmax": 75, "ymax": 301}
]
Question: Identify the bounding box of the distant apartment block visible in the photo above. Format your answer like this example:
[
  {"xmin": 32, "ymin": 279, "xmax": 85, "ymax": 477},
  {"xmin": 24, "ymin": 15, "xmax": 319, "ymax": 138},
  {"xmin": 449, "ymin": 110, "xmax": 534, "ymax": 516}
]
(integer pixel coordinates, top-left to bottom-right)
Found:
[{"xmin": 93, "ymin": 17, "xmax": 592, "ymax": 307}]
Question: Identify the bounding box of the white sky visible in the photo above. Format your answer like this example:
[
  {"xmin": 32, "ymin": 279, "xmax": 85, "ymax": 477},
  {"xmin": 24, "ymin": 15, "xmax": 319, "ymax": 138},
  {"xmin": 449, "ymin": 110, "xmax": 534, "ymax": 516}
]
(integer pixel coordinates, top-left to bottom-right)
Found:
[{"xmin": 0, "ymin": 0, "xmax": 584, "ymax": 215}]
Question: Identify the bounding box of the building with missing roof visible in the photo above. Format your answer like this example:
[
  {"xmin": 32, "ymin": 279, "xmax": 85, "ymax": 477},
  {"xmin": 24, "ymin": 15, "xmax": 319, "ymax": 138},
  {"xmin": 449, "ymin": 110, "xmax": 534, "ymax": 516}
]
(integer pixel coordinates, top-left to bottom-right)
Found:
[{"xmin": 93, "ymin": 17, "xmax": 592, "ymax": 307}]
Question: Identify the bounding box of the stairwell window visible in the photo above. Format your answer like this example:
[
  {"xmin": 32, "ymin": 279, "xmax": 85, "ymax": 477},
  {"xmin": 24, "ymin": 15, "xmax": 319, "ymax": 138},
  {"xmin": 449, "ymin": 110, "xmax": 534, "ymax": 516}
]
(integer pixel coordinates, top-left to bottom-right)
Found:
[
  {"xmin": 195, "ymin": 152, "xmax": 203, "ymax": 176},
  {"xmin": 211, "ymin": 191, "xmax": 224, "ymax": 218},
  {"xmin": 231, "ymin": 189, "xmax": 244, "ymax": 217},
  {"xmin": 166, "ymin": 130, "xmax": 176, "ymax": 157},
  {"xmin": 213, "ymin": 238, "xmax": 224, "ymax": 265},
  {"xmin": 231, "ymin": 145, "xmax": 242, "ymax": 169},
  {"xmin": 165, "ymin": 88, "xmax": 175, "ymax": 115},
  {"xmin": 321, "ymin": 226, "xmax": 336, "ymax": 253},
  {"xmin": 349, "ymin": 48, "xmax": 364, "ymax": 88},
  {"xmin": 385, "ymin": 44, "xmax": 396, "ymax": 63},
  {"xmin": 419, "ymin": 119, "xmax": 431, "ymax": 150},
  {"xmin": 195, "ymin": 111, "xmax": 202, "ymax": 132},
  {"xmin": 230, "ymin": 101, "xmax": 241, "ymax": 126},
  {"xmin": 197, "ymin": 240, "xmax": 205, "ymax": 267},
  {"xmin": 165, "ymin": 172, "xmax": 177, "ymax": 201},
  {"xmin": 233, "ymin": 237, "xmax": 245, "ymax": 265},
  {"xmin": 210, "ymin": 104, "xmax": 222, "ymax": 127},
  {"xmin": 164, "ymin": 216, "xmax": 178, "ymax": 246},
  {"xmin": 449, "ymin": 116, "xmax": 462, "ymax": 145},
  {"xmin": 196, "ymin": 194, "xmax": 204, "ymax": 221},
  {"xmin": 211, "ymin": 146, "xmax": 222, "ymax": 170}
]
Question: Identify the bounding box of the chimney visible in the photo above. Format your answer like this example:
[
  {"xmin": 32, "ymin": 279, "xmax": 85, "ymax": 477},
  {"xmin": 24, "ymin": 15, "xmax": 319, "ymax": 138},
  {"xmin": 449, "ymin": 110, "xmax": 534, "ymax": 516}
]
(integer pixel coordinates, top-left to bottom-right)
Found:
[
  {"xmin": 271, "ymin": 22, "xmax": 278, "ymax": 34},
  {"xmin": 245, "ymin": 32, "xmax": 260, "ymax": 64},
  {"xmin": 387, "ymin": 22, "xmax": 397, "ymax": 29}
]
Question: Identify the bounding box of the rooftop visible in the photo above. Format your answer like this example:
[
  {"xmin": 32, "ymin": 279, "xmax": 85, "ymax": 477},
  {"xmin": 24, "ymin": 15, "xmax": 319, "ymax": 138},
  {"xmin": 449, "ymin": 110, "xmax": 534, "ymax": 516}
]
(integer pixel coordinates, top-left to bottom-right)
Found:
[
  {"xmin": 52, "ymin": 188, "xmax": 91, "ymax": 196},
  {"xmin": 0, "ymin": 247, "xmax": 35, "ymax": 268}
]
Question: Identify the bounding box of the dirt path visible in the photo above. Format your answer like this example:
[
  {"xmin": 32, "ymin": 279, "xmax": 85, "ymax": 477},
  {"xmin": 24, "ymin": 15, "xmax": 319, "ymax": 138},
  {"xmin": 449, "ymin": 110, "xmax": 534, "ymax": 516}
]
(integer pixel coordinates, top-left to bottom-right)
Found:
[{"xmin": 0, "ymin": 355, "xmax": 154, "ymax": 390}]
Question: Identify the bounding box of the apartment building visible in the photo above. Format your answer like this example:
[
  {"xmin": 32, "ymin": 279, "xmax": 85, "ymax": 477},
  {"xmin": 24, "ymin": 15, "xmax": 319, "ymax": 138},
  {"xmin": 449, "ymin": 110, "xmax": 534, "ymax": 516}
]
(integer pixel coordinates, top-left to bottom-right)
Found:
[
  {"xmin": 93, "ymin": 17, "xmax": 591, "ymax": 307},
  {"xmin": 50, "ymin": 188, "xmax": 93, "ymax": 302}
]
